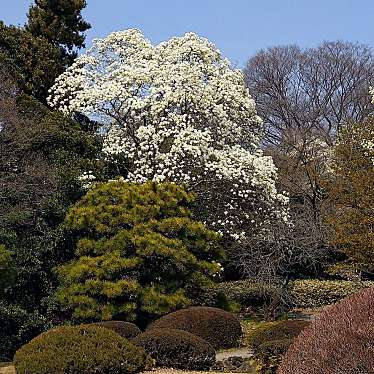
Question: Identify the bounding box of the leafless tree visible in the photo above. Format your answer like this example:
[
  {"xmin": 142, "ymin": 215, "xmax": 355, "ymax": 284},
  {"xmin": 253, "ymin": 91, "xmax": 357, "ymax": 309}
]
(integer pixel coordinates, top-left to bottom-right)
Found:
[{"xmin": 245, "ymin": 41, "xmax": 374, "ymax": 146}]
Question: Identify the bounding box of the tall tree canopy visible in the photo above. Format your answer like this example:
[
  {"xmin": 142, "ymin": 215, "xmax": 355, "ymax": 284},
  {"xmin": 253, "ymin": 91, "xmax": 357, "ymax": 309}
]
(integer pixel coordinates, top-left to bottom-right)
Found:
[
  {"xmin": 48, "ymin": 29, "xmax": 289, "ymax": 239},
  {"xmin": 26, "ymin": 0, "xmax": 91, "ymax": 61}
]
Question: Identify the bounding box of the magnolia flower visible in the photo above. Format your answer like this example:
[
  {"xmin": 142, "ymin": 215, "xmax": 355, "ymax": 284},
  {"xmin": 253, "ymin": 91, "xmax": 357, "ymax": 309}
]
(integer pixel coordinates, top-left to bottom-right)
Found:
[{"xmin": 48, "ymin": 29, "xmax": 289, "ymax": 237}]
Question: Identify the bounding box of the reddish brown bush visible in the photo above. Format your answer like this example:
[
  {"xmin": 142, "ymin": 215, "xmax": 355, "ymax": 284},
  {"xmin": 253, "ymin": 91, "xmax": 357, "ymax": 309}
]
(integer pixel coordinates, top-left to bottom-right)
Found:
[
  {"xmin": 88, "ymin": 321, "xmax": 141, "ymax": 339},
  {"xmin": 148, "ymin": 306, "xmax": 242, "ymax": 349},
  {"xmin": 278, "ymin": 287, "xmax": 374, "ymax": 374}
]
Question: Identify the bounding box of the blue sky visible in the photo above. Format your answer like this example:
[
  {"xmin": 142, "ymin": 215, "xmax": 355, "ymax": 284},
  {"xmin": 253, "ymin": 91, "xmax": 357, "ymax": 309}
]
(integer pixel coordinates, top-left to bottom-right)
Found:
[{"xmin": 2, "ymin": 0, "xmax": 374, "ymax": 66}]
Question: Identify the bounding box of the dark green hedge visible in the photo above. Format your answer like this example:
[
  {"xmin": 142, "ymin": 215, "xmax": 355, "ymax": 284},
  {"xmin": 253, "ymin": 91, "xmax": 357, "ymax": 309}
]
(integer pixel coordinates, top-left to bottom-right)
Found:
[{"xmin": 133, "ymin": 328, "xmax": 215, "ymax": 370}]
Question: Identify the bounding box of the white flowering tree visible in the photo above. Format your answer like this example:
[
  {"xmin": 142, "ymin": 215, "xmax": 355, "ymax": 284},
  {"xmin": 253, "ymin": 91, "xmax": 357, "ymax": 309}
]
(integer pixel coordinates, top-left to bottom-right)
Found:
[{"xmin": 48, "ymin": 29, "xmax": 288, "ymax": 237}]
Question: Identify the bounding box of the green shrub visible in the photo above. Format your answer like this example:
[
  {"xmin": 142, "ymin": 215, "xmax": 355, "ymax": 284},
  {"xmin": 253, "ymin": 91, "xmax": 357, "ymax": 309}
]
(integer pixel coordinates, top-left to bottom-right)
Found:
[
  {"xmin": 246, "ymin": 320, "xmax": 309, "ymax": 374},
  {"xmin": 148, "ymin": 306, "xmax": 242, "ymax": 349},
  {"xmin": 289, "ymin": 279, "xmax": 374, "ymax": 308},
  {"xmin": 88, "ymin": 321, "xmax": 141, "ymax": 339},
  {"xmin": 0, "ymin": 301, "xmax": 49, "ymax": 361},
  {"xmin": 247, "ymin": 320, "xmax": 310, "ymax": 353},
  {"xmin": 14, "ymin": 325, "xmax": 152, "ymax": 374},
  {"xmin": 133, "ymin": 328, "xmax": 215, "ymax": 370}
]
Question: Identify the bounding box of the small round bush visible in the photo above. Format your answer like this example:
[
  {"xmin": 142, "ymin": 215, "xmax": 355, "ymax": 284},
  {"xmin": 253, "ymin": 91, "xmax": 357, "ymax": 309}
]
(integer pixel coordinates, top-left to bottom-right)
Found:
[
  {"xmin": 278, "ymin": 287, "xmax": 374, "ymax": 374},
  {"xmin": 88, "ymin": 321, "xmax": 141, "ymax": 339},
  {"xmin": 148, "ymin": 306, "xmax": 242, "ymax": 349},
  {"xmin": 247, "ymin": 320, "xmax": 310, "ymax": 353},
  {"xmin": 256, "ymin": 339, "xmax": 292, "ymax": 374},
  {"xmin": 14, "ymin": 325, "xmax": 152, "ymax": 374},
  {"xmin": 133, "ymin": 328, "xmax": 215, "ymax": 370}
]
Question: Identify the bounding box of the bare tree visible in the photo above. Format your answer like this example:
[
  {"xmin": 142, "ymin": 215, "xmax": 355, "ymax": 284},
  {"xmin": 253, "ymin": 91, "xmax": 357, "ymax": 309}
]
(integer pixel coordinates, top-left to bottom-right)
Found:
[
  {"xmin": 245, "ymin": 41, "xmax": 374, "ymax": 146},
  {"xmin": 244, "ymin": 41, "xmax": 374, "ymax": 223}
]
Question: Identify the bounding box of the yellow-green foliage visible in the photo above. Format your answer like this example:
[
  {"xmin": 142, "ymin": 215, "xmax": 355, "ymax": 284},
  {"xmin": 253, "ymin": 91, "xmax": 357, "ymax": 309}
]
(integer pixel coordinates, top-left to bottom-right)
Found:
[
  {"xmin": 13, "ymin": 325, "xmax": 151, "ymax": 374},
  {"xmin": 55, "ymin": 181, "xmax": 224, "ymax": 321},
  {"xmin": 325, "ymin": 118, "xmax": 374, "ymax": 273},
  {"xmin": 289, "ymin": 279, "xmax": 374, "ymax": 307}
]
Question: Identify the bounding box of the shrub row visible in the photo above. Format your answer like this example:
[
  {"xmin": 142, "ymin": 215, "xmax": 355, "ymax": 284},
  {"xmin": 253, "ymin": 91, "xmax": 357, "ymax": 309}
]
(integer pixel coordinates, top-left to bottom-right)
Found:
[
  {"xmin": 197, "ymin": 281, "xmax": 280, "ymax": 309},
  {"xmin": 289, "ymin": 279, "xmax": 374, "ymax": 308},
  {"xmin": 13, "ymin": 307, "xmax": 240, "ymax": 372},
  {"xmin": 198, "ymin": 279, "xmax": 374, "ymax": 311}
]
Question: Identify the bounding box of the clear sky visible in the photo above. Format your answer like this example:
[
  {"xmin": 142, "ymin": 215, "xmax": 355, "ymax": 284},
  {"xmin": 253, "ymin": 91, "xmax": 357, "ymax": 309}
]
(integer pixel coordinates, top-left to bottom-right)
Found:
[{"xmin": 2, "ymin": 0, "xmax": 374, "ymax": 66}]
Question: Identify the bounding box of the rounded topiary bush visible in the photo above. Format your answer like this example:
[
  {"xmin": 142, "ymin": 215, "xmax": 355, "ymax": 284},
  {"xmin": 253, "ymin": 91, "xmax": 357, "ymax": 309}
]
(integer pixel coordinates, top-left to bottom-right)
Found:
[
  {"xmin": 14, "ymin": 325, "xmax": 152, "ymax": 374},
  {"xmin": 133, "ymin": 328, "xmax": 215, "ymax": 370},
  {"xmin": 148, "ymin": 306, "xmax": 242, "ymax": 349},
  {"xmin": 88, "ymin": 321, "xmax": 141, "ymax": 339},
  {"xmin": 247, "ymin": 320, "xmax": 310, "ymax": 353},
  {"xmin": 278, "ymin": 287, "xmax": 374, "ymax": 374}
]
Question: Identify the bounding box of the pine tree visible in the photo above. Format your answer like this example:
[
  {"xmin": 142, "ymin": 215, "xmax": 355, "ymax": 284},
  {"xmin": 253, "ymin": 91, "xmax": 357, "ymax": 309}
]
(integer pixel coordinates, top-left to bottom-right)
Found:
[
  {"xmin": 55, "ymin": 181, "xmax": 224, "ymax": 322},
  {"xmin": 26, "ymin": 0, "xmax": 91, "ymax": 61}
]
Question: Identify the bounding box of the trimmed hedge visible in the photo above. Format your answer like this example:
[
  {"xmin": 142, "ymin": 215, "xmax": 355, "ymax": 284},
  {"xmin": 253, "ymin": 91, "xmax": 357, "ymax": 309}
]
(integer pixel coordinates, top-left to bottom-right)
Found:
[
  {"xmin": 278, "ymin": 287, "xmax": 374, "ymax": 374},
  {"xmin": 247, "ymin": 320, "xmax": 310, "ymax": 353},
  {"xmin": 14, "ymin": 325, "xmax": 152, "ymax": 374},
  {"xmin": 197, "ymin": 281, "xmax": 279, "ymax": 309},
  {"xmin": 148, "ymin": 306, "xmax": 242, "ymax": 349},
  {"xmin": 88, "ymin": 321, "xmax": 141, "ymax": 339},
  {"xmin": 133, "ymin": 328, "xmax": 215, "ymax": 370},
  {"xmin": 289, "ymin": 279, "xmax": 374, "ymax": 308}
]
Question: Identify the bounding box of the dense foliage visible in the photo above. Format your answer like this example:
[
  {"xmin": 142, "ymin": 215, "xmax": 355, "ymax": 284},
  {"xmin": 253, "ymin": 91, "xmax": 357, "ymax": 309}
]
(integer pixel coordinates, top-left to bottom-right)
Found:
[
  {"xmin": 246, "ymin": 320, "xmax": 309, "ymax": 374},
  {"xmin": 133, "ymin": 328, "xmax": 215, "ymax": 370},
  {"xmin": 0, "ymin": 22, "xmax": 64, "ymax": 101},
  {"xmin": 0, "ymin": 301, "xmax": 49, "ymax": 361},
  {"xmin": 149, "ymin": 306, "xmax": 242, "ymax": 349},
  {"xmin": 278, "ymin": 287, "xmax": 374, "ymax": 374},
  {"xmin": 55, "ymin": 181, "xmax": 224, "ymax": 322},
  {"xmin": 14, "ymin": 325, "xmax": 151, "ymax": 374},
  {"xmin": 0, "ymin": 82, "xmax": 101, "ymax": 310}
]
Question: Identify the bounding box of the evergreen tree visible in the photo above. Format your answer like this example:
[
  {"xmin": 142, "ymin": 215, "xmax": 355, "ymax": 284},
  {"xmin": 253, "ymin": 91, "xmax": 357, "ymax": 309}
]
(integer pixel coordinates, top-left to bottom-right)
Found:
[
  {"xmin": 55, "ymin": 181, "xmax": 224, "ymax": 322},
  {"xmin": 0, "ymin": 21, "xmax": 64, "ymax": 101},
  {"xmin": 26, "ymin": 0, "xmax": 91, "ymax": 61}
]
